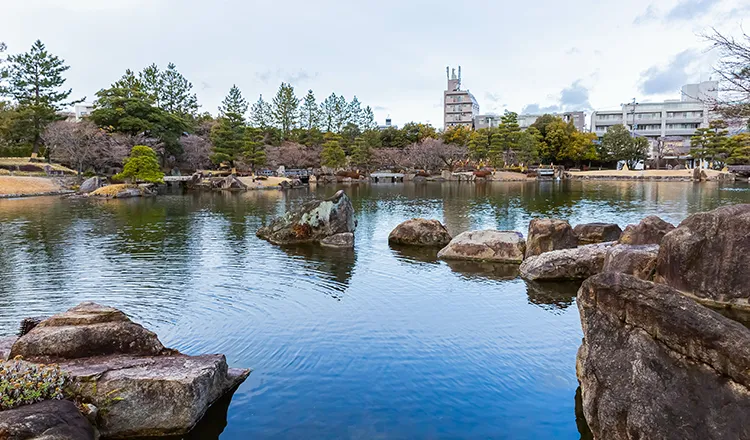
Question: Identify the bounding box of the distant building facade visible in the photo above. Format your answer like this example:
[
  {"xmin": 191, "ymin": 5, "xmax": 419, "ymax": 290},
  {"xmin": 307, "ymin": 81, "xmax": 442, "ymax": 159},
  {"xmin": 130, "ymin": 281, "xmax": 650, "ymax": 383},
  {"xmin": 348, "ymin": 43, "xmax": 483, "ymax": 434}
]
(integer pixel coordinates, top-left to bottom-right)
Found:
[
  {"xmin": 473, "ymin": 114, "xmax": 500, "ymax": 129},
  {"xmin": 518, "ymin": 111, "xmax": 586, "ymax": 132},
  {"xmin": 590, "ymin": 81, "xmax": 718, "ymax": 158},
  {"xmin": 444, "ymin": 66, "xmax": 479, "ymax": 129}
]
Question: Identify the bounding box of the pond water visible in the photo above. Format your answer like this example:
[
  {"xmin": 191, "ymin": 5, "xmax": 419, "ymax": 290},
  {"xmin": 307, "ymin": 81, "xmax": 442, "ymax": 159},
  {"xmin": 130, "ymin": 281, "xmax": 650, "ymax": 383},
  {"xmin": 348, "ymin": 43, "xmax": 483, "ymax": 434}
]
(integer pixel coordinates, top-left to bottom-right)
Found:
[{"xmin": 1, "ymin": 180, "xmax": 749, "ymax": 439}]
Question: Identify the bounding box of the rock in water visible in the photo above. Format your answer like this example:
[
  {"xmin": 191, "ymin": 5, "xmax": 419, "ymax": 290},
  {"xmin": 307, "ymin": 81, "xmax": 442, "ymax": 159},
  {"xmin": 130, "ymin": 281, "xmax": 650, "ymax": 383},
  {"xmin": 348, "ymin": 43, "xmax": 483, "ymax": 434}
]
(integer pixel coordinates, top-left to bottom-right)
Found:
[
  {"xmin": 618, "ymin": 215, "xmax": 674, "ymax": 245},
  {"xmin": 577, "ymin": 272, "xmax": 750, "ymax": 440},
  {"xmin": 78, "ymin": 176, "xmax": 102, "ymax": 194},
  {"xmin": 519, "ymin": 243, "xmax": 611, "ymax": 281},
  {"xmin": 10, "ymin": 302, "xmax": 165, "ymax": 361},
  {"xmin": 320, "ymin": 232, "xmax": 354, "ymax": 248},
  {"xmin": 437, "ymin": 230, "xmax": 526, "ymax": 263},
  {"xmin": 257, "ymin": 190, "xmax": 356, "ymax": 245},
  {"xmin": 8, "ymin": 302, "xmax": 250, "ymax": 439},
  {"xmin": 573, "ymin": 222, "xmax": 622, "ymax": 245},
  {"xmin": 388, "ymin": 218, "xmax": 452, "ymax": 247},
  {"xmin": 525, "ymin": 218, "xmax": 578, "ymax": 258},
  {"xmin": 654, "ymin": 204, "xmax": 750, "ymax": 309},
  {"xmin": 602, "ymin": 244, "xmax": 659, "ymax": 280},
  {"xmin": 0, "ymin": 400, "xmax": 97, "ymax": 440}
]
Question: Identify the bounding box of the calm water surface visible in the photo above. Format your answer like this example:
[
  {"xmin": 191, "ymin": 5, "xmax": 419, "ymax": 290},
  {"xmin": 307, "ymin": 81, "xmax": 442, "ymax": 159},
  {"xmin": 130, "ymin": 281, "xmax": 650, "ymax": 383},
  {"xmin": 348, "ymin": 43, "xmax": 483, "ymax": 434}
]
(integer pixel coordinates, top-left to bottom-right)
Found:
[{"xmin": 1, "ymin": 181, "xmax": 749, "ymax": 439}]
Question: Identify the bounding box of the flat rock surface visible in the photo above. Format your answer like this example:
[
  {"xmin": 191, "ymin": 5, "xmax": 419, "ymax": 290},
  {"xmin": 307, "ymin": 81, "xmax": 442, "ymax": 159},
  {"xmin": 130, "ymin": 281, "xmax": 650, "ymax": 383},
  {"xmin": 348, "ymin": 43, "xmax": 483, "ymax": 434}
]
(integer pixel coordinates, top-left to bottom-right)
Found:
[
  {"xmin": 519, "ymin": 243, "xmax": 611, "ymax": 281},
  {"xmin": 602, "ymin": 244, "xmax": 659, "ymax": 280},
  {"xmin": 577, "ymin": 272, "xmax": 750, "ymax": 440},
  {"xmin": 619, "ymin": 215, "xmax": 674, "ymax": 245},
  {"xmin": 525, "ymin": 218, "xmax": 577, "ymax": 258},
  {"xmin": 573, "ymin": 222, "xmax": 622, "ymax": 244},
  {"xmin": 0, "ymin": 399, "xmax": 96, "ymax": 440},
  {"xmin": 438, "ymin": 230, "xmax": 526, "ymax": 263},
  {"xmin": 388, "ymin": 218, "xmax": 452, "ymax": 247}
]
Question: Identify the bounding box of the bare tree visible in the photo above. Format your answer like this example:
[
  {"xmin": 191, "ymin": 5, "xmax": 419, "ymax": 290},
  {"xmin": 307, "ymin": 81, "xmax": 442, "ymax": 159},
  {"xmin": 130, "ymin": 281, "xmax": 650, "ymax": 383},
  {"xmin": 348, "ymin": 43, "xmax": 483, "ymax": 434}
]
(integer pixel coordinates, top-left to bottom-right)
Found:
[
  {"xmin": 402, "ymin": 138, "xmax": 468, "ymax": 172},
  {"xmin": 266, "ymin": 142, "xmax": 320, "ymax": 169},
  {"xmin": 44, "ymin": 121, "xmax": 109, "ymax": 175},
  {"xmin": 180, "ymin": 134, "xmax": 212, "ymax": 171},
  {"xmin": 703, "ymin": 28, "xmax": 750, "ymax": 127},
  {"xmin": 372, "ymin": 148, "xmax": 407, "ymax": 171}
]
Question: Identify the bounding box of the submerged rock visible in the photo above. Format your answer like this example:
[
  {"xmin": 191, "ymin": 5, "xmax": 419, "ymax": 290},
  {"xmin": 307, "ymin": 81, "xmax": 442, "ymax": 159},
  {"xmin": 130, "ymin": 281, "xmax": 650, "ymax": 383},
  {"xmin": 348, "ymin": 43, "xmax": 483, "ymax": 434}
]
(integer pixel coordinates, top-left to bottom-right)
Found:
[
  {"xmin": 437, "ymin": 230, "xmax": 526, "ymax": 263},
  {"xmin": 257, "ymin": 189, "xmax": 356, "ymax": 245},
  {"xmin": 577, "ymin": 272, "xmax": 750, "ymax": 440},
  {"xmin": 602, "ymin": 244, "xmax": 659, "ymax": 280},
  {"xmin": 618, "ymin": 215, "xmax": 674, "ymax": 245},
  {"xmin": 0, "ymin": 400, "xmax": 97, "ymax": 440},
  {"xmin": 320, "ymin": 232, "xmax": 354, "ymax": 248},
  {"xmin": 388, "ymin": 218, "xmax": 452, "ymax": 247},
  {"xmin": 525, "ymin": 218, "xmax": 577, "ymax": 258},
  {"xmin": 654, "ymin": 204, "xmax": 750, "ymax": 309},
  {"xmin": 573, "ymin": 222, "xmax": 622, "ymax": 245},
  {"xmin": 7, "ymin": 302, "xmax": 250, "ymax": 439},
  {"xmin": 519, "ymin": 243, "xmax": 611, "ymax": 281}
]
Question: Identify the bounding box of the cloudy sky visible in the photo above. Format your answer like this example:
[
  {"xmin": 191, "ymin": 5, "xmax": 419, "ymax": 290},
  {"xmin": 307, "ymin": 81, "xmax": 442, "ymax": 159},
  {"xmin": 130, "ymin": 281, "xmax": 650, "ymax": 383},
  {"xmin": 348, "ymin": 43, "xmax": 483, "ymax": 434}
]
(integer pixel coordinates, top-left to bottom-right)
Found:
[{"xmin": 3, "ymin": 0, "xmax": 748, "ymax": 128}]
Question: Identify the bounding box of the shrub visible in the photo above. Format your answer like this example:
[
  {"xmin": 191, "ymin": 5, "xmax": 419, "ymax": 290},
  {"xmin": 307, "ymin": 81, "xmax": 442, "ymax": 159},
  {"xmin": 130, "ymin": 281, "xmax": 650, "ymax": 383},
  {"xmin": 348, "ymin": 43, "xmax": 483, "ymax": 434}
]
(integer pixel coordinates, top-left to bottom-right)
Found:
[
  {"xmin": 0, "ymin": 358, "xmax": 69, "ymax": 411},
  {"xmin": 114, "ymin": 146, "xmax": 164, "ymax": 184}
]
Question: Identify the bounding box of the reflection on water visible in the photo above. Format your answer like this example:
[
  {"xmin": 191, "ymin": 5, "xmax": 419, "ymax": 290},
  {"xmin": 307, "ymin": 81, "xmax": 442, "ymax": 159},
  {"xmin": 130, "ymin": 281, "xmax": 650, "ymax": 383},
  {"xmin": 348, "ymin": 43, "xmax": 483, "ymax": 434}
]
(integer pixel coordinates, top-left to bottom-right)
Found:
[{"xmin": 0, "ymin": 181, "xmax": 748, "ymax": 439}]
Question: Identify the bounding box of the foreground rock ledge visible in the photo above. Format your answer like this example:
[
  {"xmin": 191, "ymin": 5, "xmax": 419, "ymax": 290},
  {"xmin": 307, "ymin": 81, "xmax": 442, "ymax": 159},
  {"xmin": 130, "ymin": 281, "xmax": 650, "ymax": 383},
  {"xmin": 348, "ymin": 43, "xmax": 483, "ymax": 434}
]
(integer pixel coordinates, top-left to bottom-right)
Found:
[
  {"xmin": 5, "ymin": 302, "xmax": 250, "ymax": 439},
  {"xmin": 257, "ymin": 189, "xmax": 356, "ymax": 245},
  {"xmin": 0, "ymin": 400, "xmax": 96, "ymax": 440},
  {"xmin": 577, "ymin": 272, "xmax": 750, "ymax": 440},
  {"xmin": 655, "ymin": 203, "xmax": 750, "ymax": 309}
]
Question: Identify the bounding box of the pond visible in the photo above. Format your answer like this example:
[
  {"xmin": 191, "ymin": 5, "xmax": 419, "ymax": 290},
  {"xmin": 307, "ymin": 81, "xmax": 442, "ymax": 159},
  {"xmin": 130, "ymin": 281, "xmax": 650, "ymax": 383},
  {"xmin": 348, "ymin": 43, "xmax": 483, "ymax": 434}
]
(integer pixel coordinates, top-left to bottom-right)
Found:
[{"xmin": 1, "ymin": 180, "xmax": 749, "ymax": 439}]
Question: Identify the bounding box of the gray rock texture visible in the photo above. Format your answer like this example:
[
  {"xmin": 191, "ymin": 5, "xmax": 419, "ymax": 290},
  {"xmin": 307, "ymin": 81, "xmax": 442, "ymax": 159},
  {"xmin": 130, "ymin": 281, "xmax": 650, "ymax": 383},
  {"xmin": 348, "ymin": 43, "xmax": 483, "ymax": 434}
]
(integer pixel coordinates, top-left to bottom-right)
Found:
[
  {"xmin": 602, "ymin": 244, "xmax": 659, "ymax": 280},
  {"xmin": 519, "ymin": 243, "xmax": 611, "ymax": 281},
  {"xmin": 573, "ymin": 222, "xmax": 622, "ymax": 245},
  {"xmin": 388, "ymin": 218, "xmax": 452, "ymax": 247},
  {"xmin": 525, "ymin": 218, "xmax": 578, "ymax": 258},
  {"xmin": 320, "ymin": 232, "xmax": 354, "ymax": 248},
  {"xmin": 437, "ymin": 230, "xmax": 526, "ymax": 263},
  {"xmin": 618, "ymin": 215, "xmax": 675, "ymax": 245},
  {"xmin": 0, "ymin": 400, "xmax": 97, "ymax": 440}
]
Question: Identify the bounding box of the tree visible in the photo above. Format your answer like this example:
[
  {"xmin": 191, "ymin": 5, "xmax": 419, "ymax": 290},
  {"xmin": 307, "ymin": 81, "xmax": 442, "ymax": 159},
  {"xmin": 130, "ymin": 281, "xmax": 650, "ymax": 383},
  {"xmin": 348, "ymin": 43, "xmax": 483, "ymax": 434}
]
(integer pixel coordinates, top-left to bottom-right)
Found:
[
  {"xmin": 529, "ymin": 114, "xmax": 558, "ymax": 139},
  {"xmin": 159, "ymin": 63, "xmax": 198, "ymax": 119},
  {"xmin": 727, "ymin": 133, "xmax": 750, "ymax": 164},
  {"xmin": 542, "ymin": 118, "xmax": 574, "ymax": 163},
  {"xmin": 115, "ymin": 145, "xmax": 164, "ymax": 183},
  {"xmin": 0, "ymin": 40, "xmax": 83, "ymax": 156},
  {"xmin": 210, "ymin": 116, "xmax": 245, "ymax": 165},
  {"xmin": 402, "ymin": 122, "xmax": 437, "ymax": 144},
  {"xmin": 702, "ymin": 28, "xmax": 750, "ymax": 128},
  {"xmin": 497, "ymin": 111, "xmax": 521, "ymax": 154},
  {"xmin": 271, "ymin": 82, "xmax": 299, "ymax": 140},
  {"xmin": 250, "ymin": 94, "xmax": 272, "ymax": 129},
  {"xmin": 243, "ymin": 127, "xmax": 266, "ymax": 170},
  {"xmin": 691, "ymin": 120, "xmax": 730, "ymax": 167},
  {"xmin": 563, "ymin": 131, "xmax": 598, "ymax": 167},
  {"xmin": 360, "ymin": 106, "xmax": 377, "ymax": 131},
  {"xmin": 180, "ymin": 134, "xmax": 212, "ymax": 171},
  {"xmin": 348, "ymin": 96, "xmax": 363, "ymax": 128},
  {"xmin": 467, "ymin": 130, "xmax": 489, "ymax": 162},
  {"xmin": 379, "ymin": 126, "xmax": 408, "ymax": 148},
  {"xmin": 139, "ymin": 63, "xmax": 162, "ymax": 105},
  {"xmin": 43, "ymin": 120, "xmax": 109, "ymax": 175},
  {"xmin": 299, "ymin": 89, "xmax": 320, "ymax": 130},
  {"xmin": 320, "ymin": 132, "xmax": 346, "ymax": 168},
  {"xmin": 220, "ymin": 85, "xmax": 248, "ymax": 120},
  {"xmin": 350, "ymin": 136, "xmax": 374, "ymax": 169},
  {"xmin": 441, "ymin": 125, "xmax": 472, "ymax": 146},
  {"xmin": 516, "ymin": 128, "xmax": 541, "ymax": 165},
  {"xmin": 602, "ymin": 124, "xmax": 647, "ymax": 168},
  {"xmin": 340, "ymin": 122, "xmax": 361, "ymax": 153}
]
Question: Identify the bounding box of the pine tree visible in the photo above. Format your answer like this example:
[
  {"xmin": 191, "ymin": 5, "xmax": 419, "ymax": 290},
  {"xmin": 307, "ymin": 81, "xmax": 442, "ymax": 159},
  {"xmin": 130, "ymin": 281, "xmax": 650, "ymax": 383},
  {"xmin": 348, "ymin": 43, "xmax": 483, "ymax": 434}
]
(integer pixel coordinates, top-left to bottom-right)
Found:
[
  {"xmin": 0, "ymin": 40, "xmax": 83, "ymax": 155},
  {"xmin": 220, "ymin": 85, "xmax": 248, "ymax": 120},
  {"xmin": 159, "ymin": 63, "xmax": 198, "ymax": 118},
  {"xmin": 348, "ymin": 96, "xmax": 363, "ymax": 129},
  {"xmin": 271, "ymin": 82, "xmax": 299, "ymax": 140},
  {"xmin": 360, "ymin": 106, "xmax": 377, "ymax": 131},
  {"xmin": 243, "ymin": 127, "xmax": 266, "ymax": 170},
  {"xmin": 321, "ymin": 132, "xmax": 346, "ymax": 168},
  {"xmin": 114, "ymin": 145, "xmax": 164, "ymax": 183},
  {"xmin": 250, "ymin": 94, "xmax": 272, "ymax": 129},
  {"xmin": 334, "ymin": 95, "xmax": 349, "ymax": 132},
  {"xmin": 139, "ymin": 63, "xmax": 162, "ymax": 106},
  {"xmin": 299, "ymin": 89, "xmax": 320, "ymax": 130},
  {"xmin": 320, "ymin": 93, "xmax": 338, "ymax": 132}
]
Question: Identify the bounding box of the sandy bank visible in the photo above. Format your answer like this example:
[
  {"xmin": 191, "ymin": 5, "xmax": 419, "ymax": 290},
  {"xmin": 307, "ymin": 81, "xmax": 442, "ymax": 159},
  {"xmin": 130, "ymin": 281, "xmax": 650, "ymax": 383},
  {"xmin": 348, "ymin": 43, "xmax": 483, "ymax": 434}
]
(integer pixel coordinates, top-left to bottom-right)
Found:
[{"xmin": 567, "ymin": 169, "xmax": 733, "ymax": 181}]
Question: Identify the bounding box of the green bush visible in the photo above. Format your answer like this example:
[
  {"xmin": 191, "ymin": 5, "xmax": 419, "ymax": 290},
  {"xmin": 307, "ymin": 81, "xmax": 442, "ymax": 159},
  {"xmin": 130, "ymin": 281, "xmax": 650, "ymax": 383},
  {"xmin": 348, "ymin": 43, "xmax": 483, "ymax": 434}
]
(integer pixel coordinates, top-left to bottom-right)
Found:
[
  {"xmin": 114, "ymin": 145, "xmax": 164, "ymax": 183},
  {"xmin": 0, "ymin": 358, "xmax": 69, "ymax": 411}
]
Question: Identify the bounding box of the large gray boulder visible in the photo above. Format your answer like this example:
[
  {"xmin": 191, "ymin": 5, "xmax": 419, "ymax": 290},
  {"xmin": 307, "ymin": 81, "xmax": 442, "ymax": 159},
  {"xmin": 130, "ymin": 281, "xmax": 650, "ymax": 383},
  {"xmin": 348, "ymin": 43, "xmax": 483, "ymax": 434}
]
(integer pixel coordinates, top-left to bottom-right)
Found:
[
  {"xmin": 0, "ymin": 400, "xmax": 97, "ymax": 440},
  {"xmin": 10, "ymin": 302, "xmax": 165, "ymax": 362},
  {"xmin": 257, "ymin": 190, "xmax": 356, "ymax": 245},
  {"xmin": 62, "ymin": 354, "xmax": 248, "ymax": 439},
  {"xmin": 519, "ymin": 243, "xmax": 611, "ymax": 281},
  {"xmin": 388, "ymin": 218, "xmax": 452, "ymax": 247},
  {"xmin": 654, "ymin": 204, "xmax": 750, "ymax": 309},
  {"xmin": 525, "ymin": 218, "xmax": 577, "ymax": 258},
  {"xmin": 618, "ymin": 215, "xmax": 675, "ymax": 245},
  {"xmin": 577, "ymin": 272, "xmax": 750, "ymax": 440},
  {"xmin": 78, "ymin": 176, "xmax": 102, "ymax": 194},
  {"xmin": 602, "ymin": 244, "xmax": 659, "ymax": 280},
  {"xmin": 437, "ymin": 230, "xmax": 526, "ymax": 263},
  {"xmin": 573, "ymin": 222, "xmax": 622, "ymax": 245},
  {"xmin": 8, "ymin": 303, "xmax": 250, "ymax": 439}
]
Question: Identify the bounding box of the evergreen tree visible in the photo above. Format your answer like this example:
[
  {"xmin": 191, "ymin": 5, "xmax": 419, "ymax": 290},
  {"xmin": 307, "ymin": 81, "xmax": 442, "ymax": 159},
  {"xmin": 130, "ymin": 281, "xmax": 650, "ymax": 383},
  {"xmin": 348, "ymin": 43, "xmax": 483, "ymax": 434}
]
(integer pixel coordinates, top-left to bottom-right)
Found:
[
  {"xmin": 114, "ymin": 145, "xmax": 164, "ymax": 183},
  {"xmin": 467, "ymin": 130, "xmax": 487, "ymax": 161},
  {"xmin": 497, "ymin": 111, "xmax": 521, "ymax": 153},
  {"xmin": 516, "ymin": 128, "xmax": 541, "ymax": 165},
  {"xmin": 243, "ymin": 127, "xmax": 266, "ymax": 170},
  {"xmin": 159, "ymin": 62, "xmax": 198, "ymax": 118},
  {"xmin": 601, "ymin": 124, "xmax": 647, "ymax": 168},
  {"xmin": 351, "ymin": 135, "xmax": 373, "ymax": 169},
  {"xmin": 320, "ymin": 93, "xmax": 339, "ymax": 132},
  {"xmin": 727, "ymin": 133, "xmax": 750, "ymax": 165},
  {"xmin": 348, "ymin": 96, "xmax": 363, "ymax": 128},
  {"xmin": 250, "ymin": 94, "xmax": 272, "ymax": 129},
  {"xmin": 271, "ymin": 82, "xmax": 299, "ymax": 140},
  {"xmin": 0, "ymin": 40, "xmax": 83, "ymax": 156},
  {"xmin": 299, "ymin": 89, "xmax": 320, "ymax": 130},
  {"xmin": 690, "ymin": 120, "xmax": 730, "ymax": 167},
  {"xmin": 139, "ymin": 63, "xmax": 162, "ymax": 105},
  {"xmin": 321, "ymin": 132, "xmax": 346, "ymax": 168},
  {"xmin": 334, "ymin": 95, "xmax": 349, "ymax": 132},
  {"xmin": 360, "ymin": 106, "xmax": 377, "ymax": 131},
  {"xmin": 220, "ymin": 85, "xmax": 249, "ymax": 120}
]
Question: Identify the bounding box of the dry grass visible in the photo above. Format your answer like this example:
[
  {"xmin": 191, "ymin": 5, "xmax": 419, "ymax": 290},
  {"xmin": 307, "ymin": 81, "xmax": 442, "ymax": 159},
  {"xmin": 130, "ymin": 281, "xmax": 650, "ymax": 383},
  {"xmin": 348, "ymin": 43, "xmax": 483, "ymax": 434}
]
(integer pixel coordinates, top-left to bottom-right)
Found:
[
  {"xmin": 0, "ymin": 176, "xmax": 64, "ymax": 196},
  {"xmin": 0, "ymin": 158, "xmax": 75, "ymax": 174},
  {"xmin": 238, "ymin": 176, "xmax": 293, "ymax": 188},
  {"xmin": 568, "ymin": 169, "xmax": 729, "ymax": 179},
  {"xmin": 90, "ymin": 184, "xmax": 137, "ymax": 197}
]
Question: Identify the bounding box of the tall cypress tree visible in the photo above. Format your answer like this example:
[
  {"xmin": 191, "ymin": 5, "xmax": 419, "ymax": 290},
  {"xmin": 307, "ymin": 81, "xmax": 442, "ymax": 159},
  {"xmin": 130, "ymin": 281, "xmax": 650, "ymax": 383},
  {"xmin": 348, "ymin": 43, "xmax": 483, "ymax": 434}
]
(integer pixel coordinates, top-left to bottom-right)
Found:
[{"xmin": 0, "ymin": 40, "xmax": 83, "ymax": 156}]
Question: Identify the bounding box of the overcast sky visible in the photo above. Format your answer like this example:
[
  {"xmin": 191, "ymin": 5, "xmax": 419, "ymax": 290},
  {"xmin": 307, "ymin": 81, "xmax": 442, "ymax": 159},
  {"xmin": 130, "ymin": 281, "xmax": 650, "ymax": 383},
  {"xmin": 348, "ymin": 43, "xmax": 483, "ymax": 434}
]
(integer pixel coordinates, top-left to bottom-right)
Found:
[{"xmin": 3, "ymin": 0, "xmax": 748, "ymax": 128}]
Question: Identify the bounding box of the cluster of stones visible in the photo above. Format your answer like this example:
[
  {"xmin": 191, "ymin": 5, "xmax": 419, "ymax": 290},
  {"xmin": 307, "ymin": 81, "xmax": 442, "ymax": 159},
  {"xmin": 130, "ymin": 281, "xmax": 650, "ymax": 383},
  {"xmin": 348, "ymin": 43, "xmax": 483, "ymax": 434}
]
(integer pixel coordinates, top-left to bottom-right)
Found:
[{"xmin": 0, "ymin": 303, "xmax": 249, "ymax": 439}]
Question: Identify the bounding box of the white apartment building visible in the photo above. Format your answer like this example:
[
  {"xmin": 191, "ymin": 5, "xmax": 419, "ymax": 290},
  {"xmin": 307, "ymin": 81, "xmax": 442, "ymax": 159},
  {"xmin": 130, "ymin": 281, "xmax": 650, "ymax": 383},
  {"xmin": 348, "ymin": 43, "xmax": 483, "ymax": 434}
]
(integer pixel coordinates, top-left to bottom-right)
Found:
[
  {"xmin": 444, "ymin": 66, "xmax": 479, "ymax": 129},
  {"xmin": 519, "ymin": 111, "xmax": 585, "ymax": 132},
  {"xmin": 590, "ymin": 81, "xmax": 718, "ymax": 157}
]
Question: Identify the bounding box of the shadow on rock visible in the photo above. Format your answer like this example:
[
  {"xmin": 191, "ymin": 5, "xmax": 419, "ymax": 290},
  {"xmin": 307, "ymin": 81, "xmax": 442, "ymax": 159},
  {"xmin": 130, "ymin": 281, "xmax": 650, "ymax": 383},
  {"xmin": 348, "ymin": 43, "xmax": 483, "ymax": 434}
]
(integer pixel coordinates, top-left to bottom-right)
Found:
[
  {"xmin": 575, "ymin": 386, "xmax": 594, "ymax": 440},
  {"xmin": 444, "ymin": 260, "xmax": 520, "ymax": 281},
  {"xmin": 389, "ymin": 244, "xmax": 441, "ymax": 265},
  {"xmin": 524, "ymin": 280, "xmax": 581, "ymax": 311}
]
